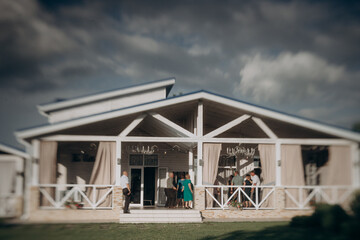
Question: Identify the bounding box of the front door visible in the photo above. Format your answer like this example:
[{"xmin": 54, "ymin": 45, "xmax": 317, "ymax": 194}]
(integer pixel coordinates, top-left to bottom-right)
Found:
[
  {"xmin": 130, "ymin": 166, "xmax": 159, "ymax": 207},
  {"xmin": 143, "ymin": 167, "xmax": 156, "ymax": 206},
  {"xmin": 130, "ymin": 167, "xmax": 142, "ymax": 206}
]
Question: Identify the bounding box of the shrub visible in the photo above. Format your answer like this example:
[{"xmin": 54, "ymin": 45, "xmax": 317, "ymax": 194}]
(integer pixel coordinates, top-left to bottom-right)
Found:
[
  {"xmin": 291, "ymin": 204, "xmax": 349, "ymax": 233},
  {"xmin": 350, "ymin": 190, "xmax": 360, "ymax": 220}
]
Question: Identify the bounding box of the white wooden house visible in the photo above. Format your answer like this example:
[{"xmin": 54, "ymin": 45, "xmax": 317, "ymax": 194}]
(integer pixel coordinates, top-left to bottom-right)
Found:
[
  {"xmin": 14, "ymin": 78, "xmax": 360, "ymax": 223},
  {"xmin": 0, "ymin": 143, "xmax": 29, "ymax": 218}
]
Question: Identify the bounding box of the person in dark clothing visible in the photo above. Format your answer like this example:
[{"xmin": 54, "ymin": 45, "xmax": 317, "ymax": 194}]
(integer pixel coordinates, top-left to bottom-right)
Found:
[
  {"xmin": 165, "ymin": 172, "xmax": 177, "ymax": 208},
  {"xmin": 120, "ymin": 171, "xmax": 131, "ymax": 214},
  {"xmin": 177, "ymin": 174, "xmax": 185, "ymax": 208},
  {"xmin": 227, "ymin": 175, "xmax": 234, "ymax": 199},
  {"xmin": 243, "ymin": 174, "xmax": 252, "ymax": 208}
]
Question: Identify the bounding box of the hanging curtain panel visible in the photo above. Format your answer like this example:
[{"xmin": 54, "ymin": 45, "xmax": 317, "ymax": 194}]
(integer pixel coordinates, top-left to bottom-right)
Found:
[
  {"xmin": 281, "ymin": 144, "xmax": 306, "ymax": 208},
  {"xmin": 86, "ymin": 142, "xmax": 116, "ymax": 207},
  {"xmin": 203, "ymin": 143, "xmax": 222, "ymax": 208},
  {"xmin": 320, "ymin": 146, "xmax": 352, "ymax": 186},
  {"xmin": 320, "ymin": 146, "xmax": 352, "ymax": 206},
  {"xmin": 258, "ymin": 144, "xmax": 276, "ymax": 208},
  {"xmin": 39, "ymin": 141, "xmax": 58, "ymax": 206}
]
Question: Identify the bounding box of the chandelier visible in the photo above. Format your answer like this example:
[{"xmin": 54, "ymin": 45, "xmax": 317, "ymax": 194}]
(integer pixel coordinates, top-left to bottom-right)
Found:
[
  {"xmin": 226, "ymin": 144, "xmax": 256, "ymax": 159},
  {"xmin": 128, "ymin": 145, "xmax": 158, "ymax": 154}
]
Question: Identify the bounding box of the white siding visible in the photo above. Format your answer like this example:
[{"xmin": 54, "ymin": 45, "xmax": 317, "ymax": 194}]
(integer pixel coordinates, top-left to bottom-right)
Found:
[{"xmin": 48, "ymin": 88, "xmax": 166, "ymax": 123}]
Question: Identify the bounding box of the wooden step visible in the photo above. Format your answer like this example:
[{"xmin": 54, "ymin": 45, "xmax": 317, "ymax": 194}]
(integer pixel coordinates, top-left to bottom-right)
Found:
[{"xmin": 119, "ymin": 209, "xmax": 203, "ymax": 223}]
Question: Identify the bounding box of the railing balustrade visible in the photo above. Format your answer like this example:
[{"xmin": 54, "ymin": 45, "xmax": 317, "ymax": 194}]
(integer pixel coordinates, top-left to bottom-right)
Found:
[
  {"xmin": 283, "ymin": 186, "xmax": 355, "ymax": 210},
  {"xmin": 38, "ymin": 184, "xmax": 114, "ymax": 210},
  {"xmin": 204, "ymin": 185, "xmax": 276, "ymax": 210}
]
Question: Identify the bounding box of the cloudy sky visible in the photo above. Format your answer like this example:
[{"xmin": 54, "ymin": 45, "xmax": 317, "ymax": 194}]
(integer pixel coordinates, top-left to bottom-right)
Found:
[{"xmin": 1, "ymin": 0, "xmax": 359, "ymax": 148}]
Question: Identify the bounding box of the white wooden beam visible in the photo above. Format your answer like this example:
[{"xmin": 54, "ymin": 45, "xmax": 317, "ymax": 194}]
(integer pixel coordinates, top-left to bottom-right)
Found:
[
  {"xmin": 41, "ymin": 135, "xmax": 117, "ymax": 142},
  {"xmin": 119, "ymin": 114, "xmax": 146, "ymax": 137},
  {"xmin": 275, "ymin": 141, "xmax": 281, "ymax": 186},
  {"xmin": 148, "ymin": 112, "xmax": 195, "ymax": 137},
  {"xmin": 252, "ymin": 117, "xmax": 278, "ymax": 139},
  {"xmin": 351, "ymin": 143, "xmax": 360, "ymax": 188},
  {"xmin": 197, "ymin": 100, "xmax": 203, "ymax": 137},
  {"xmin": 32, "ymin": 139, "xmax": 40, "ymax": 186},
  {"xmin": 189, "ymin": 148, "xmax": 194, "ymax": 183},
  {"xmin": 196, "ymin": 100, "xmax": 203, "ymax": 186},
  {"xmin": 204, "ymin": 114, "xmax": 251, "ymax": 138},
  {"xmin": 197, "ymin": 141, "xmax": 203, "ymax": 186},
  {"xmin": 40, "ymin": 134, "xmax": 353, "ymax": 145},
  {"xmin": 115, "ymin": 140, "xmax": 121, "ymax": 185}
]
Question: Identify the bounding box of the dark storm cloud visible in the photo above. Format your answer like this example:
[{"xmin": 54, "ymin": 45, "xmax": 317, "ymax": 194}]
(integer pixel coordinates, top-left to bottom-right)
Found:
[{"xmin": 0, "ymin": 0, "xmax": 359, "ymax": 147}]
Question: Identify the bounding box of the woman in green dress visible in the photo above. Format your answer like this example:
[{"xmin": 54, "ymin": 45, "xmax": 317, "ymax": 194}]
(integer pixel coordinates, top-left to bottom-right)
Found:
[{"xmin": 182, "ymin": 174, "xmax": 193, "ymax": 209}]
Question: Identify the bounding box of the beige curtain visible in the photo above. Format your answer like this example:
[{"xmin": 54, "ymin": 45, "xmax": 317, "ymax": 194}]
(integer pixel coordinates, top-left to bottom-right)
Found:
[
  {"xmin": 258, "ymin": 144, "xmax": 276, "ymax": 208},
  {"xmin": 203, "ymin": 143, "xmax": 222, "ymax": 208},
  {"xmin": 39, "ymin": 141, "xmax": 58, "ymax": 206},
  {"xmin": 281, "ymin": 145, "xmax": 306, "ymax": 208},
  {"xmin": 87, "ymin": 142, "xmax": 116, "ymax": 207},
  {"xmin": 320, "ymin": 146, "xmax": 352, "ymax": 185}
]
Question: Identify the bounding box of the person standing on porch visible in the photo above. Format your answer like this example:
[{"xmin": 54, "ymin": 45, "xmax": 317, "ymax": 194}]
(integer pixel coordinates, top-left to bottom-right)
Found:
[
  {"xmin": 177, "ymin": 174, "xmax": 185, "ymax": 208},
  {"xmin": 182, "ymin": 174, "xmax": 193, "ymax": 209},
  {"xmin": 231, "ymin": 171, "xmax": 243, "ymax": 201},
  {"xmin": 165, "ymin": 172, "xmax": 177, "ymax": 208},
  {"xmin": 120, "ymin": 171, "xmax": 131, "ymax": 214},
  {"xmin": 250, "ymin": 170, "xmax": 261, "ymax": 205}
]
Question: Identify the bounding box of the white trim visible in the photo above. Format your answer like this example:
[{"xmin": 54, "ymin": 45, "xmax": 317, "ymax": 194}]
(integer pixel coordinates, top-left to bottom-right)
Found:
[
  {"xmin": 40, "ymin": 134, "xmax": 354, "ymax": 145},
  {"xmin": 16, "ymin": 91, "xmax": 360, "ymax": 142},
  {"xmin": 119, "ymin": 114, "xmax": 146, "ymax": 137},
  {"xmin": 148, "ymin": 112, "xmax": 195, "ymax": 137},
  {"xmin": 252, "ymin": 117, "xmax": 278, "ymax": 139},
  {"xmin": 38, "ymin": 78, "xmax": 175, "ymax": 113},
  {"xmin": 204, "ymin": 114, "xmax": 251, "ymax": 138},
  {"xmin": 0, "ymin": 143, "xmax": 29, "ymax": 159}
]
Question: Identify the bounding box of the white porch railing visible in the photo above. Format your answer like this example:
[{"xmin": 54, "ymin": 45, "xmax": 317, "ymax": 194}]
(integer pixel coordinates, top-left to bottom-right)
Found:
[
  {"xmin": 0, "ymin": 194, "xmax": 18, "ymax": 217},
  {"xmin": 205, "ymin": 185, "xmax": 276, "ymax": 210},
  {"xmin": 283, "ymin": 186, "xmax": 355, "ymax": 210},
  {"xmin": 38, "ymin": 184, "xmax": 114, "ymax": 210}
]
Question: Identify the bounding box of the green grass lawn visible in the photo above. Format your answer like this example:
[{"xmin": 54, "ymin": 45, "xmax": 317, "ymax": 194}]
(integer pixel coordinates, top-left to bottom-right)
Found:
[{"xmin": 0, "ymin": 221, "xmax": 347, "ymax": 240}]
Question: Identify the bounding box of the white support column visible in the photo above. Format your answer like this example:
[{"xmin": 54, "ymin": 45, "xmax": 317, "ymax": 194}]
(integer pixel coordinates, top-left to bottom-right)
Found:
[
  {"xmin": 189, "ymin": 148, "xmax": 194, "ymax": 183},
  {"xmin": 351, "ymin": 143, "xmax": 360, "ymax": 188},
  {"xmin": 31, "ymin": 139, "xmax": 40, "ymax": 186},
  {"xmin": 115, "ymin": 139, "xmax": 122, "ymax": 185},
  {"xmin": 196, "ymin": 100, "xmax": 203, "ymax": 186},
  {"xmin": 275, "ymin": 141, "xmax": 281, "ymax": 186},
  {"xmin": 197, "ymin": 141, "xmax": 203, "ymax": 186}
]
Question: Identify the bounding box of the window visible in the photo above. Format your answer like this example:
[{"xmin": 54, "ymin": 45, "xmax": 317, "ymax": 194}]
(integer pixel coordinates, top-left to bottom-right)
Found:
[
  {"xmin": 129, "ymin": 154, "xmax": 158, "ymax": 166},
  {"xmin": 129, "ymin": 154, "xmax": 144, "ymax": 166},
  {"xmin": 144, "ymin": 154, "xmax": 158, "ymax": 166}
]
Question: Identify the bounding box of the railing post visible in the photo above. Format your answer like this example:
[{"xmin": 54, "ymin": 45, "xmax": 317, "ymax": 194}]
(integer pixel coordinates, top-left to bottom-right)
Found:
[
  {"xmin": 255, "ymin": 186, "xmax": 259, "ymax": 210},
  {"xmin": 221, "ymin": 187, "xmax": 224, "ymax": 208},
  {"xmin": 299, "ymin": 187, "xmax": 303, "ymax": 209},
  {"xmin": 92, "ymin": 186, "xmax": 96, "ymax": 209}
]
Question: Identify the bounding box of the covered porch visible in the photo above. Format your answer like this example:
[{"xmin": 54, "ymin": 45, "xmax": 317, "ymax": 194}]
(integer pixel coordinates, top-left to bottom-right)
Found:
[{"xmin": 20, "ymin": 97, "xmax": 359, "ymax": 221}]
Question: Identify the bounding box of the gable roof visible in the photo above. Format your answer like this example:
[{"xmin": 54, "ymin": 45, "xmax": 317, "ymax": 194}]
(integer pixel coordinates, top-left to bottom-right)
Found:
[
  {"xmin": 0, "ymin": 142, "xmax": 29, "ymax": 158},
  {"xmin": 37, "ymin": 78, "xmax": 175, "ymax": 114},
  {"xmin": 15, "ymin": 90, "xmax": 360, "ymax": 142}
]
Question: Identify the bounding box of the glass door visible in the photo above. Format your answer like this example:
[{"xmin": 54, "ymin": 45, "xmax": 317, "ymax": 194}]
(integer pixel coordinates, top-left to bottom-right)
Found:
[{"xmin": 130, "ymin": 167, "xmax": 143, "ymax": 206}]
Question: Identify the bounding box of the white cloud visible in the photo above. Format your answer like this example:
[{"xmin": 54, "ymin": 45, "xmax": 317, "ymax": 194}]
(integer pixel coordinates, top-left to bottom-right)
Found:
[{"xmin": 235, "ymin": 51, "xmax": 345, "ymax": 103}]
